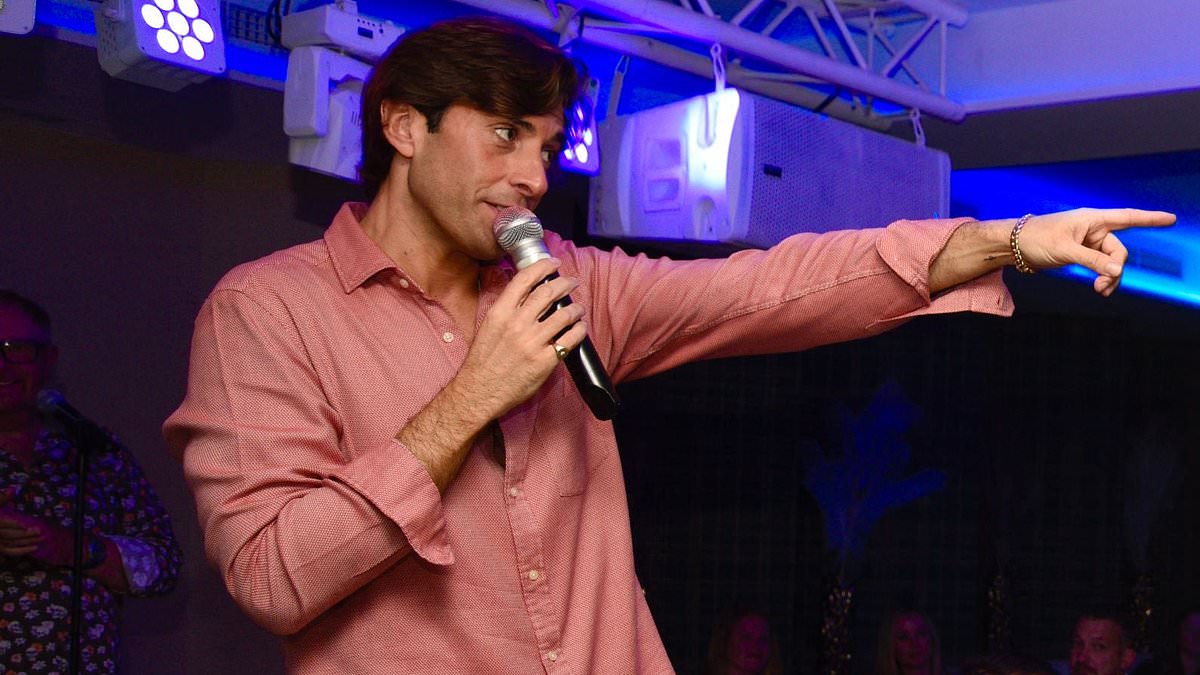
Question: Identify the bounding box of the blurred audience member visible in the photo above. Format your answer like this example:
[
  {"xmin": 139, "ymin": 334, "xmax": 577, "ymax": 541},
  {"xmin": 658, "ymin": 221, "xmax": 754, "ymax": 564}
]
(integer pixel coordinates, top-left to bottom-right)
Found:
[
  {"xmin": 877, "ymin": 610, "xmax": 944, "ymax": 675},
  {"xmin": 707, "ymin": 605, "xmax": 783, "ymax": 675},
  {"xmin": 1070, "ymin": 608, "xmax": 1137, "ymax": 675},
  {"xmin": 1162, "ymin": 606, "xmax": 1200, "ymax": 675},
  {"xmin": 0, "ymin": 290, "xmax": 181, "ymax": 674}
]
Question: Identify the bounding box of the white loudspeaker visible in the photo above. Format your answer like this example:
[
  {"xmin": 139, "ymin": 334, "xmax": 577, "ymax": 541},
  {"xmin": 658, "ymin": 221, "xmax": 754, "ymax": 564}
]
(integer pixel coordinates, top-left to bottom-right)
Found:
[
  {"xmin": 0, "ymin": 0, "xmax": 35, "ymax": 35},
  {"xmin": 588, "ymin": 88, "xmax": 950, "ymax": 249}
]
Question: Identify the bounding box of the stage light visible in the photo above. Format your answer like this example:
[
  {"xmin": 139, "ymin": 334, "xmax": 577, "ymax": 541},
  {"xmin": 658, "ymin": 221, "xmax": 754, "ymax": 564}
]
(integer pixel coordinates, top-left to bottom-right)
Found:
[
  {"xmin": 0, "ymin": 0, "xmax": 36, "ymax": 35},
  {"xmin": 95, "ymin": 0, "xmax": 226, "ymax": 92},
  {"xmin": 560, "ymin": 77, "xmax": 600, "ymax": 176},
  {"xmin": 283, "ymin": 46, "xmax": 370, "ymax": 182},
  {"xmin": 280, "ymin": 1, "xmax": 402, "ymax": 182}
]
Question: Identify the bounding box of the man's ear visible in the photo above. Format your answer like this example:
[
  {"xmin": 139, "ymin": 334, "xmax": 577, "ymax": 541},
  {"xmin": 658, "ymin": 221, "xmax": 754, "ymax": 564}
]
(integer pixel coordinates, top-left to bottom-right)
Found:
[{"xmin": 381, "ymin": 101, "xmax": 419, "ymax": 158}]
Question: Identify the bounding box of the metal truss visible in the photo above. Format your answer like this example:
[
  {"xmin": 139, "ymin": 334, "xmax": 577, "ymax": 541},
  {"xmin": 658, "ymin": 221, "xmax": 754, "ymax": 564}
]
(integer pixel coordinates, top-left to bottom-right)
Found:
[{"xmin": 452, "ymin": 0, "xmax": 968, "ymax": 128}]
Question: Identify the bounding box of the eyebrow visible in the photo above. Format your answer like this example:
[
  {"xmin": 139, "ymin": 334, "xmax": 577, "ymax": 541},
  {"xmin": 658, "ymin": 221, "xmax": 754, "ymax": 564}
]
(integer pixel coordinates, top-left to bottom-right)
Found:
[{"xmin": 512, "ymin": 118, "xmax": 566, "ymax": 149}]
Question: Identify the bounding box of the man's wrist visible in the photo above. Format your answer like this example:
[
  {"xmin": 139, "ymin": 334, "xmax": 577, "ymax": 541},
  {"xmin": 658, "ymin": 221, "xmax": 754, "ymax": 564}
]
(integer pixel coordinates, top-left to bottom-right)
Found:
[{"xmin": 929, "ymin": 218, "xmax": 1015, "ymax": 294}]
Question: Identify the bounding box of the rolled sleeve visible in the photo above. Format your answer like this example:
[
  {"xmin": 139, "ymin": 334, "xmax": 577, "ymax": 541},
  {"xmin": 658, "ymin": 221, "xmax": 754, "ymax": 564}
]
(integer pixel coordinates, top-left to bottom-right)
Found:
[
  {"xmin": 333, "ymin": 438, "xmax": 453, "ymax": 566},
  {"xmin": 871, "ymin": 217, "xmax": 1014, "ymax": 330},
  {"xmin": 165, "ymin": 284, "xmax": 451, "ymax": 634}
]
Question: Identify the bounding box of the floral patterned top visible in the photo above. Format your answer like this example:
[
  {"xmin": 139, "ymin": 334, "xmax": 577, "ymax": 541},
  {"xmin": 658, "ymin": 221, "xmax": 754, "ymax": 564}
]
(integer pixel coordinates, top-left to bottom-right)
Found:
[{"xmin": 0, "ymin": 429, "xmax": 181, "ymax": 674}]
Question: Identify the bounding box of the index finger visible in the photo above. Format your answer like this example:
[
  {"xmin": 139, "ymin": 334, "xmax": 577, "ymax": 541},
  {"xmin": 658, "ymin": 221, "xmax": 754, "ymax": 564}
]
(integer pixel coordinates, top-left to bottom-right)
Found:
[
  {"xmin": 499, "ymin": 257, "xmax": 561, "ymax": 306},
  {"xmin": 1099, "ymin": 208, "xmax": 1176, "ymax": 232}
]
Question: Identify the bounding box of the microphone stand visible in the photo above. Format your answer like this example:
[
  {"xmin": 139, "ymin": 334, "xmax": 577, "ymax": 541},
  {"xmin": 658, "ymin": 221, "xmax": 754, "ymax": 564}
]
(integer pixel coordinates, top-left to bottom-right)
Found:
[{"xmin": 63, "ymin": 425, "xmax": 108, "ymax": 675}]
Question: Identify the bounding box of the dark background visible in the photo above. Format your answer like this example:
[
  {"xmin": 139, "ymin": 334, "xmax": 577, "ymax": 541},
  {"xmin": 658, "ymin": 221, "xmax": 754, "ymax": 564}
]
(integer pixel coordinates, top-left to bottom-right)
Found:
[{"xmin": 3, "ymin": 34, "xmax": 1198, "ymax": 674}]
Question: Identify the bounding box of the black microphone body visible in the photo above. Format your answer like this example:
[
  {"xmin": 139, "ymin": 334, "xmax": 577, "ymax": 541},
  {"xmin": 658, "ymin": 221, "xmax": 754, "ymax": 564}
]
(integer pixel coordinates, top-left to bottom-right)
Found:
[
  {"xmin": 494, "ymin": 208, "xmax": 621, "ymax": 421},
  {"xmin": 36, "ymin": 390, "xmax": 113, "ymax": 453}
]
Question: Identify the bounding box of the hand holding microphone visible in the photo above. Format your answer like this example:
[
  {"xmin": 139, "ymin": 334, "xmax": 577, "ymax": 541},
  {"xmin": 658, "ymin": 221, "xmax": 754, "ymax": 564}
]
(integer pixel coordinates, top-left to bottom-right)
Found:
[{"xmin": 493, "ymin": 207, "xmax": 620, "ymax": 421}]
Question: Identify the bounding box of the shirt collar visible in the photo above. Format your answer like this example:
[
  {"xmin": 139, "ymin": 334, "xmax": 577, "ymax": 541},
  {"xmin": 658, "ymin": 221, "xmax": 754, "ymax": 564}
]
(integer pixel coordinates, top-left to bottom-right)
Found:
[
  {"xmin": 324, "ymin": 201, "xmax": 560, "ymax": 294},
  {"xmin": 324, "ymin": 202, "xmax": 398, "ymax": 293}
]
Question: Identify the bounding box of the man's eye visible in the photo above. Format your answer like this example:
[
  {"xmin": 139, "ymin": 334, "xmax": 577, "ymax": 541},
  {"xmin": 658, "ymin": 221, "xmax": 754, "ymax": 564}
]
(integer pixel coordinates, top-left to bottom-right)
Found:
[
  {"xmin": 495, "ymin": 127, "xmax": 517, "ymax": 142},
  {"xmin": 541, "ymin": 149, "xmax": 553, "ymax": 165}
]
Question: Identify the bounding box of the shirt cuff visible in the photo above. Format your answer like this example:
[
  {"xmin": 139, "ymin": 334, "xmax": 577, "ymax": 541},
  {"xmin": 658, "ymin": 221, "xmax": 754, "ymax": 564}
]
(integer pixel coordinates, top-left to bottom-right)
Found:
[
  {"xmin": 870, "ymin": 217, "xmax": 1015, "ymax": 330},
  {"xmin": 333, "ymin": 439, "xmax": 454, "ymax": 566},
  {"xmin": 108, "ymin": 535, "xmax": 161, "ymax": 593}
]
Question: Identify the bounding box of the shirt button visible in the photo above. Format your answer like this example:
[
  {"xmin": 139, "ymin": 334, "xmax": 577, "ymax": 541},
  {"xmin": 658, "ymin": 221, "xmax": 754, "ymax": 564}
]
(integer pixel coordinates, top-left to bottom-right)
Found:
[
  {"xmin": 547, "ymin": 650, "xmax": 558, "ymax": 662},
  {"xmin": 442, "ymin": 332, "xmax": 454, "ymax": 343},
  {"xmin": 508, "ymin": 487, "xmax": 519, "ymax": 498},
  {"xmin": 398, "ymin": 278, "xmax": 410, "ymax": 289},
  {"xmin": 528, "ymin": 569, "xmax": 540, "ymax": 581}
]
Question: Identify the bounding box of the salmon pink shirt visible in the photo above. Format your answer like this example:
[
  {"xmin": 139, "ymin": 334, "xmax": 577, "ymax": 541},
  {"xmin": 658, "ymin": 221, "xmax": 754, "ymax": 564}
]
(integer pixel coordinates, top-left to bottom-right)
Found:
[{"xmin": 164, "ymin": 203, "xmax": 1012, "ymax": 674}]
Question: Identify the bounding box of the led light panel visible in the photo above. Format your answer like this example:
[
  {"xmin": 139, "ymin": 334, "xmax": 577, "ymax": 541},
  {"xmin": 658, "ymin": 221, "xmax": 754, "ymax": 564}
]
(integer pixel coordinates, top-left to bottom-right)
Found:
[{"xmin": 96, "ymin": 0, "xmax": 225, "ymax": 92}]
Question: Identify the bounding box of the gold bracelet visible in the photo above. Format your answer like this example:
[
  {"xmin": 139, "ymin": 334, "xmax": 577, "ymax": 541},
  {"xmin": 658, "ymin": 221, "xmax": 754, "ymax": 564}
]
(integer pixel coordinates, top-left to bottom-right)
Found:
[{"xmin": 1009, "ymin": 213, "xmax": 1035, "ymax": 274}]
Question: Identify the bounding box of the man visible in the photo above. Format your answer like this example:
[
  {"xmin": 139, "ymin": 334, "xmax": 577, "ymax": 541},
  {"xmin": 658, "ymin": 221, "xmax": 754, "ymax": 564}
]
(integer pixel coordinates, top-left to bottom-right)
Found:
[
  {"xmin": 0, "ymin": 291, "xmax": 181, "ymax": 673},
  {"xmin": 163, "ymin": 16, "xmax": 1174, "ymax": 674},
  {"xmin": 1070, "ymin": 610, "xmax": 1138, "ymax": 675}
]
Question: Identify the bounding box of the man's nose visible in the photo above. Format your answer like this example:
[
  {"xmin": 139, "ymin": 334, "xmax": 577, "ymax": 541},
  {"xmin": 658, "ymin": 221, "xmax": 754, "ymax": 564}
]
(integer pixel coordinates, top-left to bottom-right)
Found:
[{"xmin": 511, "ymin": 150, "xmax": 548, "ymax": 204}]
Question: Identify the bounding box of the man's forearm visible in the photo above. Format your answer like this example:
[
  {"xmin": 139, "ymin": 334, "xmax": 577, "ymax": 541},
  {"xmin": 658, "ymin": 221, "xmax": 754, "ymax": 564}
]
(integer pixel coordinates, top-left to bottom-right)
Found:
[
  {"xmin": 928, "ymin": 218, "xmax": 1016, "ymax": 294},
  {"xmin": 396, "ymin": 375, "xmax": 498, "ymax": 493}
]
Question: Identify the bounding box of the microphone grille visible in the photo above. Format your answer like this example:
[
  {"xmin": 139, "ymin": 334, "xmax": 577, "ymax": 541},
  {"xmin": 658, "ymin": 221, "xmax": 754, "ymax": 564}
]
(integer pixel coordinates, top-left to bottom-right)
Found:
[{"xmin": 493, "ymin": 206, "xmax": 544, "ymax": 254}]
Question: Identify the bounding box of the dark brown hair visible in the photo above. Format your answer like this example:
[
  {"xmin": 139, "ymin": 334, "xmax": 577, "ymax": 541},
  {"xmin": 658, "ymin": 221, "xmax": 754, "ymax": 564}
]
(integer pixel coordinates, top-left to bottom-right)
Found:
[{"xmin": 359, "ymin": 16, "xmax": 583, "ymax": 199}]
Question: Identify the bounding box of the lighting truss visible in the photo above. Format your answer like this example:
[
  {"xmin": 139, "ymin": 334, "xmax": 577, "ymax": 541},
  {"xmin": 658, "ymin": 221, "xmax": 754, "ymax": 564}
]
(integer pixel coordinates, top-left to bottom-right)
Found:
[{"xmin": 452, "ymin": 0, "xmax": 968, "ymax": 127}]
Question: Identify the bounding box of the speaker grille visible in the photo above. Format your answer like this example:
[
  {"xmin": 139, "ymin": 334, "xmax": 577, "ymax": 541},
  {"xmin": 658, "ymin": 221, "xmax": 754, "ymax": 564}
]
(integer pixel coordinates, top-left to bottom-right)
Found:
[{"xmin": 743, "ymin": 96, "xmax": 949, "ymax": 248}]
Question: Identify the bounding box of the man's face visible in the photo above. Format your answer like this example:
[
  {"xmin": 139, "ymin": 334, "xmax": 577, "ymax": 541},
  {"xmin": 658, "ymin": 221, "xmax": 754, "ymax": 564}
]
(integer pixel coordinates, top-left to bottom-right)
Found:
[
  {"xmin": 728, "ymin": 614, "xmax": 770, "ymax": 674},
  {"xmin": 0, "ymin": 305, "xmax": 56, "ymax": 420},
  {"xmin": 403, "ymin": 103, "xmax": 564, "ymax": 261},
  {"xmin": 894, "ymin": 613, "xmax": 934, "ymax": 672},
  {"xmin": 1070, "ymin": 618, "xmax": 1135, "ymax": 675}
]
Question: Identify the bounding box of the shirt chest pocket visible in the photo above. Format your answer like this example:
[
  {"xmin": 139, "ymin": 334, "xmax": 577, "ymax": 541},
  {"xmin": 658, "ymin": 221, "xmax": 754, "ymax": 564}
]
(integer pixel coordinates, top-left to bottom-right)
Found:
[{"xmin": 535, "ymin": 374, "xmax": 612, "ymax": 497}]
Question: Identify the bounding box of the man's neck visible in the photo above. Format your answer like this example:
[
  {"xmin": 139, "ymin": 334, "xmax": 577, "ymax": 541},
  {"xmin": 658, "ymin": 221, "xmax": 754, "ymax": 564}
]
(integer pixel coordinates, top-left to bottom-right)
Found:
[{"xmin": 360, "ymin": 189, "xmax": 479, "ymax": 299}]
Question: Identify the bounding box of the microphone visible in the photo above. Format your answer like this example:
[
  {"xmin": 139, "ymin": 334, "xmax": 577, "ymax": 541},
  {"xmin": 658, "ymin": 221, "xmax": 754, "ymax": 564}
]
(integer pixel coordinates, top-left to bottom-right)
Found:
[
  {"xmin": 36, "ymin": 390, "xmax": 113, "ymax": 453},
  {"xmin": 493, "ymin": 207, "xmax": 620, "ymax": 421}
]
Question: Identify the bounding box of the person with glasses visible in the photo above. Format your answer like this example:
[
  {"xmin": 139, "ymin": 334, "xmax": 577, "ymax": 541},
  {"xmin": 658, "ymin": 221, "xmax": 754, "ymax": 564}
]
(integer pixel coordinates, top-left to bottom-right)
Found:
[{"xmin": 0, "ymin": 290, "xmax": 181, "ymax": 674}]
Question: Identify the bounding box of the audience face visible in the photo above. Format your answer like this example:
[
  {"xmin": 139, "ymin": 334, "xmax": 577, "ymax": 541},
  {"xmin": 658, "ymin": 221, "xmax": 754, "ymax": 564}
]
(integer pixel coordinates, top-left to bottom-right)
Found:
[
  {"xmin": 0, "ymin": 304, "xmax": 55, "ymax": 425},
  {"xmin": 894, "ymin": 612, "xmax": 936, "ymax": 674},
  {"xmin": 728, "ymin": 613, "xmax": 771, "ymax": 675},
  {"xmin": 1070, "ymin": 618, "xmax": 1135, "ymax": 675}
]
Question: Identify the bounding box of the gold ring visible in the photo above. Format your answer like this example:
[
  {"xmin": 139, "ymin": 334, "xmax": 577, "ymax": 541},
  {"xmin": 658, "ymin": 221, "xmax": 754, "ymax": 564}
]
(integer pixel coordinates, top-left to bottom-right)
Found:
[{"xmin": 552, "ymin": 342, "xmax": 569, "ymax": 361}]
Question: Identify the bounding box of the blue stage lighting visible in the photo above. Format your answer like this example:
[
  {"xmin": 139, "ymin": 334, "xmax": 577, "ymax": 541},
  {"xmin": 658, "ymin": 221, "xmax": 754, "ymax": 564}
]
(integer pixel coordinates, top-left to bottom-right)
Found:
[
  {"xmin": 95, "ymin": 0, "xmax": 225, "ymax": 91},
  {"xmin": 560, "ymin": 77, "xmax": 600, "ymax": 176}
]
